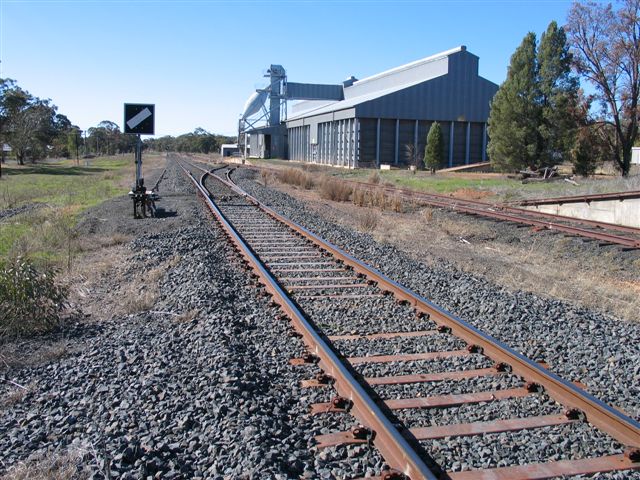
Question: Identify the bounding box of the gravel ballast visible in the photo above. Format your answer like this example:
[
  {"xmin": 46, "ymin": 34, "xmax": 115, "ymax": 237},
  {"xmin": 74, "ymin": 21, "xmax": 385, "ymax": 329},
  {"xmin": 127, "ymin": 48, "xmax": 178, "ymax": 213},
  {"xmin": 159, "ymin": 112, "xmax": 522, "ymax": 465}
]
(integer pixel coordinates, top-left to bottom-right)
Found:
[
  {"xmin": 0, "ymin": 159, "xmax": 386, "ymax": 479},
  {"xmin": 232, "ymin": 167, "xmax": 640, "ymax": 423}
]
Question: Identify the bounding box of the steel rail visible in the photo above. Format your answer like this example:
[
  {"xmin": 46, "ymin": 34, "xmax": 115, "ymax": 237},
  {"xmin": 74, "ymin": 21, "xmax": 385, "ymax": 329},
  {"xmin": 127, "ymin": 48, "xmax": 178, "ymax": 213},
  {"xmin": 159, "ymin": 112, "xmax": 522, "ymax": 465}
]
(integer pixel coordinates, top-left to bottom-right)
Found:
[
  {"xmin": 214, "ymin": 165, "xmax": 640, "ymax": 451},
  {"xmin": 354, "ymin": 180, "xmax": 640, "ymax": 237},
  {"xmin": 513, "ymin": 190, "xmax": 640, "ymax": 206},
  {"xmin": 175, "ymin": 159, "xmax": 438, "ymax": 480}
]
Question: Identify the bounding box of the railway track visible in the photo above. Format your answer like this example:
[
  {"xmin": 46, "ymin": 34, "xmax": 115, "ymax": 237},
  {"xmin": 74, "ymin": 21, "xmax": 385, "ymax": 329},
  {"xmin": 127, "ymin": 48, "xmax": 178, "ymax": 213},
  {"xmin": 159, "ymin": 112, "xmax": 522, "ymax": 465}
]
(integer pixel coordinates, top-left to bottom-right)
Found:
[
  {"xmin": 246, "ymin": 164, "xmax": 640, "ymax": 249},
  {"xmin": 176, "ymin": 158, "xmax": 640, "ymax": 479}
]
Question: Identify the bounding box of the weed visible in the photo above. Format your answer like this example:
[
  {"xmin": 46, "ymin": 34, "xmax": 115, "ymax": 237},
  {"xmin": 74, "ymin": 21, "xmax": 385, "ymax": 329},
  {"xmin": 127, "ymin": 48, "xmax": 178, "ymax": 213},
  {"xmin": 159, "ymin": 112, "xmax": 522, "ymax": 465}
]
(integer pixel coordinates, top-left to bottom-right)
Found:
[
  {"xmin": 1, "ymin": 445, "xmax": 94, "ymax": 480},
  {"xmin": 175, "ymin": 309, "xmax": 200, "ymax": 323},
  {"xmin": 421, "ymin": 207, "xmax": 434, "ymax": 222},
  {"xmin": 391, "ymin": 194, "xmax": 403, "ymax": 213},
  {"xmin": 368, "ymin": 171, "xmax": 381, "ymax": 185},
  {"xmin": 277, "ymin": 168, "xmax": 314, "ymax": 189},
  {"xmin": 123, "ymin": 288, "xmax": 155, "ymax": 314},
  {"xmin": 352, "ymin": 188, "xmax": 368, "ymax": 207},
  {"xmin": 319, "ymin": 177, "xmax": 352, "ymax": 202},
  {"xmin": 0, "ymin": 257, "xmax": 68, "ymax": 337},
  {"xmin": 357, "ymin": 210, "xmax": 380, "ymax": 232},
  {"xmin": 0, "ymin": 386, "xmax": 28, "ymax": 408}
]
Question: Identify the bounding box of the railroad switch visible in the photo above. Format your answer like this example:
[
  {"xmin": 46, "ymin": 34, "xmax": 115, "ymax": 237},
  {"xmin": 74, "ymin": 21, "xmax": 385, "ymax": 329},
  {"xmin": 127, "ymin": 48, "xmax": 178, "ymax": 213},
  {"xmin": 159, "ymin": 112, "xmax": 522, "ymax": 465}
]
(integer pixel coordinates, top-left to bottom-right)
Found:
[{"xmin": 128, "ymin": 134, "xmax": 159, "ymax": 219}]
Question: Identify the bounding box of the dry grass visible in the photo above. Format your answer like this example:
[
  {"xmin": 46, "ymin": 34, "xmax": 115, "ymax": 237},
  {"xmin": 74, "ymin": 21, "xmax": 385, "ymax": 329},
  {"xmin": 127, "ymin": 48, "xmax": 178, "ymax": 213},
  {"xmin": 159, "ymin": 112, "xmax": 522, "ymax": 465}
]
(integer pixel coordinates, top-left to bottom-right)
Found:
[
  {"xmin": 318, "ymin": 177, "xmax": 352, "ymax": 202},
  {"xmin": 277, "ymin": 168, "xmax": 314, "ymax": 189},
  {"xmin": 122, "ymin": 288, "xmax": 155, "ymax": 315},
  {"xmin": 450, "ymin": 188, "xmax": 493, "ymax": 201},
  {"xmin": 260, "ymin": 170, "xmax": 274, "ymax": 187},
  {"xmin": 1, "ymin": 444, "xmax": 96, "ymax": 480},
  {"xmin": 175, "ymin": 309, "xmax": 200, "ymax": 323},
  {"xmin": 367, "ymin": 171, "xmax": 381, "ymax": 185},
  {"xmin": 0, "ymin": 386, "xmax": 28, "ymax": 408},
  {"xmin": 421, "ymin": 207, "xmax": 434, "ymax": 222},
  {"xmin": 356, "ymin": 210, "xmax": 380, "ymax": 232}
]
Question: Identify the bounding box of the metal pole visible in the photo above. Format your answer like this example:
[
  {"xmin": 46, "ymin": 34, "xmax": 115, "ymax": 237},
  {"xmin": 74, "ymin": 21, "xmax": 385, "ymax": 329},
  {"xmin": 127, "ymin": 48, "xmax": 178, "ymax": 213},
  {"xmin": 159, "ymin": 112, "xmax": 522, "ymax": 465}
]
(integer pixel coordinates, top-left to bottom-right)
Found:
[{"xmin": 135, "ymin": 134, "xmax": 142, "ymax": 187}]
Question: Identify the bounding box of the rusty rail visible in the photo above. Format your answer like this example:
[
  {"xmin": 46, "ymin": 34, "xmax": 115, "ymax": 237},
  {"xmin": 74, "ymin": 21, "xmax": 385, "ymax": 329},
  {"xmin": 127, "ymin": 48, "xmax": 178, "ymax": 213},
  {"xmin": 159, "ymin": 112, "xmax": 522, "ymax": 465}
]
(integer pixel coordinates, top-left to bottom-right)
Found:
[
  {"xmin": 213, "ymin": 165, "xmax": 640, "ymax": 448},
  {"xmin": 175, "ymin": 159, "xmax": 438, "ymax": 479},
  {"xmin": 246, "ymin": 164, "xmax": 640, "ymax": 247},
  {"xmin": 179, "ymin": 159, "xmax": 640, "ymax": 478},
  {"xmin": 513, "ymin": 190, "xmax": 640, "ymax": 206}
]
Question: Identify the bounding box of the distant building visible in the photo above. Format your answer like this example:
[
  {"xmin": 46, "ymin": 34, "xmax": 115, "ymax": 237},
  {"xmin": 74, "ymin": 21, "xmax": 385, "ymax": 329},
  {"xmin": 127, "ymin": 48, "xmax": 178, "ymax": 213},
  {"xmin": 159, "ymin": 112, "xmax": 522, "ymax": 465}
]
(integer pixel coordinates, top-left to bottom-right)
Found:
[
  {"xmin": 287, "ymin": 46, "xmax": 498, "ymax": 168},
  {"xmin": 632, "ymin": 147, "xmax": 640, "ymax": 165}
]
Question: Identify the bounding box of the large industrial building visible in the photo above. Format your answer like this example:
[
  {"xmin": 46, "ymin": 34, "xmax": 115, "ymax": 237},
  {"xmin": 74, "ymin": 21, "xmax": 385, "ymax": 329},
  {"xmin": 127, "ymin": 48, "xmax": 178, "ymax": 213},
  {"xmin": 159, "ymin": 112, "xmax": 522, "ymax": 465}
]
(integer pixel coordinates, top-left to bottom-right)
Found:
[{"xmin": 240, "ymin": 46, "xmax": 498, "ymax": 169}]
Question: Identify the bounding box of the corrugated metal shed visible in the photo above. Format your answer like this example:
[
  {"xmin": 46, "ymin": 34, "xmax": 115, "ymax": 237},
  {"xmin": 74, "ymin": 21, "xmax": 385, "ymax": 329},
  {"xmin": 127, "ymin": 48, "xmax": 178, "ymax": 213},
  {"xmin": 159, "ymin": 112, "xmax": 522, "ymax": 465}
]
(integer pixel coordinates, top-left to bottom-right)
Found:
[{"xmin": 285, "ymin": 46, "xmax": 498, "ymax": 169}]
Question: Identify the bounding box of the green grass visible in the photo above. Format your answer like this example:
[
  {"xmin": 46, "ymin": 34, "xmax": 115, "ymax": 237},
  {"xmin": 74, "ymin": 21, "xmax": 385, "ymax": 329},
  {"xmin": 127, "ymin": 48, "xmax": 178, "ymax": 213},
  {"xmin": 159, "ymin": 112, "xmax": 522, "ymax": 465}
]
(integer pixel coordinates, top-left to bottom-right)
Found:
[{"xmin": 0, "ymin": 155, "xmax": 153, "ymax": 266}]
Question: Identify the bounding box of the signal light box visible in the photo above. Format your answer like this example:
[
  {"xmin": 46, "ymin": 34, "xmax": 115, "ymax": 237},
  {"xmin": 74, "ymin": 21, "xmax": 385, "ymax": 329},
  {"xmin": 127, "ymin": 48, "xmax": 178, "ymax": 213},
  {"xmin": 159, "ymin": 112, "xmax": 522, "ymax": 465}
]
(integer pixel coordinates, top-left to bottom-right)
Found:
[{"xmin": 124, "ymin": 103, "xmax": 155, "ymax": 135}]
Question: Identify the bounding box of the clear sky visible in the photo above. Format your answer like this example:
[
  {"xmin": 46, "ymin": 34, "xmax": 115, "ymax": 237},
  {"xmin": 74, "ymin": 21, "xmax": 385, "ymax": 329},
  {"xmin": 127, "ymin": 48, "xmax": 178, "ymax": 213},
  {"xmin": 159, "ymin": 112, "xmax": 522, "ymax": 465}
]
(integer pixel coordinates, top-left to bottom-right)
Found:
[{"xmin": 1, "ymin": 0, "xmax": 576, "ymax": 137}]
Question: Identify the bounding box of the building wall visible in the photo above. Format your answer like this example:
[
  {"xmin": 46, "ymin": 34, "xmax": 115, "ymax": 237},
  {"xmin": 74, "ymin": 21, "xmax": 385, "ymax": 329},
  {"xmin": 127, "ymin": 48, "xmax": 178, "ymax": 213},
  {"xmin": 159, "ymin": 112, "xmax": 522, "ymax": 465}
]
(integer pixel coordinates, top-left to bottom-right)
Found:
[
  {"xmin": 355, "ymin": 51, "xmax": 497, "ymax": 123},
  {"xmin": 284, "ymin": 50, "xmax": 497, "ymax": 168},
  {"xmin": 288, "ymin": 119, "xmax": 358, "ymax": 167}
]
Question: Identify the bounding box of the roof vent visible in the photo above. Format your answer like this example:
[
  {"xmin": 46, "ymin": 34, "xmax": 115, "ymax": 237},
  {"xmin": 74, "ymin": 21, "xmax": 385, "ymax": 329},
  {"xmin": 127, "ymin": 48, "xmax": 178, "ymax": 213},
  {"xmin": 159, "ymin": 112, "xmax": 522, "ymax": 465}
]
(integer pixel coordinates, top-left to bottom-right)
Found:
[{"xmin": 342, "ymin": 76, "xmax": 358, "ymax": 88}]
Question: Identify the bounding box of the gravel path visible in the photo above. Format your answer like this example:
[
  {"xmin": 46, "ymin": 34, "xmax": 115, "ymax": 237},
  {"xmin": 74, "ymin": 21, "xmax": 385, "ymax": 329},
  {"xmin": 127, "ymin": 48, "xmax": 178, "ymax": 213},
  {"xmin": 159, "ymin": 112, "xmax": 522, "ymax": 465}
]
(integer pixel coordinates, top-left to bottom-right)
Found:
[{"xmin": 232, "ymin": 167, "xmax": 640, "ymax": 424}]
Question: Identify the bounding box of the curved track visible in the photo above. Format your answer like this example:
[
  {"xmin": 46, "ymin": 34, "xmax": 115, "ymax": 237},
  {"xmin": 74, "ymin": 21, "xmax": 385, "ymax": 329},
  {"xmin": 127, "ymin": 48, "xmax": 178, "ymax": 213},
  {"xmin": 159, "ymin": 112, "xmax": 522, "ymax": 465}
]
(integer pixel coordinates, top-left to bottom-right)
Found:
[
  {"xmin": 246, "ymin": 164, "xmax": 640, "ymax": 249},
  {"xmin": 176, "ymin": 158, "xmax": 640, "ymax": 479}
]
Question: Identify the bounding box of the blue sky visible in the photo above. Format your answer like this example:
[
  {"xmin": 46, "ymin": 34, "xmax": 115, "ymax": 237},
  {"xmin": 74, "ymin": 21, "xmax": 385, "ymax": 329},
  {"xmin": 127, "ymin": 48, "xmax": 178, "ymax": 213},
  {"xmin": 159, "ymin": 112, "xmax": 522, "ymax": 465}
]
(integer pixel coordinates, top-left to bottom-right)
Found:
[{"xmin": 1, "ymin": 0, "xmax": 575, "ymax": 136}]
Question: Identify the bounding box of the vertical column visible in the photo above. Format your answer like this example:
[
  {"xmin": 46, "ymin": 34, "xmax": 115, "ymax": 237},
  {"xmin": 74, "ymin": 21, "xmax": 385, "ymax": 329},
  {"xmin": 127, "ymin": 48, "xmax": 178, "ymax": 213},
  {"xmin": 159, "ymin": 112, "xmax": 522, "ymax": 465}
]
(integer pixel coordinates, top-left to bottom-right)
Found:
[
  {"xmin": 395, "ymin": 119, "xmax": 400, "ymax": 165},
  {"xmin": 354, "ymin": 118, "xmax": 359, "ymax": 168},
  {"xmin": 346, "ymin": 119, "xmax": 350, "ymax": 168},
  {"xmin": 449, "ymin": 122, "xmax": 455, "ymax": 168},
  {"xmin": 465, "ymin": 122, "xmax": 471, "ymax": 165},
  {"xmin": 376, "ymin": 118, "xmax": 381, "ymax": 168},
  {"xmin": 482, "ymin": 123, "xmax": 487, "ymax": 162},
  {"xmin": 414, "ymin": 120, "xmax": 419, "ymax": 167},
  {"xmin": 337, "ymin": 121, "xmax": 342, "ymax": 166}
]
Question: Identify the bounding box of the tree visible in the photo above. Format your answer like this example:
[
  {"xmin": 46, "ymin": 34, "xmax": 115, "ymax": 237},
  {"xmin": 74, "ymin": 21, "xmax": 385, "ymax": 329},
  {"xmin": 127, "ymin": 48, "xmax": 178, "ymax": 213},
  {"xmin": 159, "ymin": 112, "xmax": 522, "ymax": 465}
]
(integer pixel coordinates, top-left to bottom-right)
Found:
[
  {"xmin": 566, "ymin": 0, "xmax": 640, "ymax": 176},
  {"xmin": 0, "ymin": 79, "xmax": 62, "ymax": 164},
  {"xmin": 538, "ymin": 21, "xmax": 580, "ymax": 167},
  {"xmin": 424, "ymin": 122, "xmax": 444, "ymax": 173},
  {"xmin": 487, "ymin": 33, "xmax": 542, "ymax": 172}
]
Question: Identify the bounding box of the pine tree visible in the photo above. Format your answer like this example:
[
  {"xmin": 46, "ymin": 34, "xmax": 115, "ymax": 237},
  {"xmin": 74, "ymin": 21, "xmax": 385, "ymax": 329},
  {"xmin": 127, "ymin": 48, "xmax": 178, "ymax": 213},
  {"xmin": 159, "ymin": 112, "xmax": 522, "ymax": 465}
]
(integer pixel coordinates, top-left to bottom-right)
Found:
[
  {"xmin": 424, "ymin": 122, "xmax": 444, "ymax": 174},
  {"xmin": 538, "ymin": 21, "xmax": 579, "ymax": 167},
  {"xmin": 487, "ymin": 33, "xmax": 542, "ymax": 172}
]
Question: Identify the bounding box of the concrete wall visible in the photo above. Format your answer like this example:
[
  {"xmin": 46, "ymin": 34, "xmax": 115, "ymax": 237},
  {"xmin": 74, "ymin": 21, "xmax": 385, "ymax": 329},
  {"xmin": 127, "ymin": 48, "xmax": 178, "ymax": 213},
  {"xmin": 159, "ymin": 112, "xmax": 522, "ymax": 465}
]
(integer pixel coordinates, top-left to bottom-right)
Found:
[{"xmin": 525, "ymin": 198, "xmax": 640, "ymax": 228}]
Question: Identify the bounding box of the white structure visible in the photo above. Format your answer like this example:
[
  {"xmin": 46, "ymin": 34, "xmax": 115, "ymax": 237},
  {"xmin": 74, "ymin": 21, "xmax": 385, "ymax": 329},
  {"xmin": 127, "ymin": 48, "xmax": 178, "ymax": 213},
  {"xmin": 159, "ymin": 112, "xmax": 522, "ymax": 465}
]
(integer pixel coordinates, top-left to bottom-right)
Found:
[
  {"xmin": 632, "ymin": 146, "xmax": 640, "ymax": 165},
  {"xmin": 220, "ymin": 144, "xmax": 240, "ymax": 157}
]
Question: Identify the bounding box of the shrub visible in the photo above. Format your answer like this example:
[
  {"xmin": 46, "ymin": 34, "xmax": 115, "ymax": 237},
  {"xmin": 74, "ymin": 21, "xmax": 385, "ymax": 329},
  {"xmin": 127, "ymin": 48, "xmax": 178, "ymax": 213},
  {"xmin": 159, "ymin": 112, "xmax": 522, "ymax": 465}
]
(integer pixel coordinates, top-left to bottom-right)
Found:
[
  {"xmin": 0, "ymin": 257, "xmax": 68, "ymax": 336},
  {"xmin": 357, "ymin": 210, "xmax": 380, "ymax": 232},
  {"xmin": 277, "ymin": 168, "xmax": 314, "ymax": 189},
  {"xmin": 367, "ymin": 171, "xmax": 381, "ymax": 184},
  {"xmin": 424, "ymin": 122, "xmax": 444, "ymax": 173},
  {"xmin": 319, "ymin": 177, "xmax": 352, "ymax": 202},
  {"xmin": 352, "ymin": 187, "xmax": 368, "ymax": 207}
]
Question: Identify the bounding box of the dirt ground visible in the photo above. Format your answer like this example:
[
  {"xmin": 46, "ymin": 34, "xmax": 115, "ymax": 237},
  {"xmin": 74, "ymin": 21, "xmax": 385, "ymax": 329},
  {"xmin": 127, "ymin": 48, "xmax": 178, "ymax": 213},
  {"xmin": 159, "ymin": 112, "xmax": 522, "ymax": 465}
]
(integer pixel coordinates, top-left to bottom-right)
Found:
[{"xmin": 265, "ymin": 179, "xmax": 640, "ymax": 323}]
